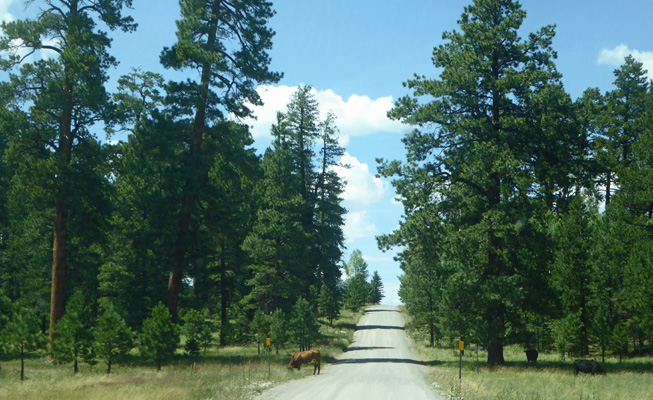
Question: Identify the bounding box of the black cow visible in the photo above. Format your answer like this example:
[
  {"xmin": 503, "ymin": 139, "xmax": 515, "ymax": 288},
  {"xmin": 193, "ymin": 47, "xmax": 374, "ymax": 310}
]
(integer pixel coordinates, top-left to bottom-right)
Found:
[
  {"xmin": 525, "ymin": 349, "xmax": 538, "ymax": 364},
  {"xmin": 573, "ymin": 359, "xmax": 605, "ymax": 375}
]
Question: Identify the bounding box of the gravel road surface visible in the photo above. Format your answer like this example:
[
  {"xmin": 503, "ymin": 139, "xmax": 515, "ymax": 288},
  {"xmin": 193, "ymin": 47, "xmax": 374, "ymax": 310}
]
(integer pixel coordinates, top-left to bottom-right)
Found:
[{"xmin": 256, "ymin": 305, "xmax": 444, "ymax": 400}]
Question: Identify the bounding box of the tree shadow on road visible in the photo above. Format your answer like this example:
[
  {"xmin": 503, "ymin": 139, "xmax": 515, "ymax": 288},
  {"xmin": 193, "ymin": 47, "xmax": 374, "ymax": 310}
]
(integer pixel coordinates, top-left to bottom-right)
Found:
[
  {"xmin": 331, "ymin": 357, "xmax": 446, "ymax": 366},
  {"xmin": 346, "ymin": 346, "xmax": 395, "ymax": 351},
  {"xmin": 355, "ymin": 325, "xmax": 405, "ymax": 331}
]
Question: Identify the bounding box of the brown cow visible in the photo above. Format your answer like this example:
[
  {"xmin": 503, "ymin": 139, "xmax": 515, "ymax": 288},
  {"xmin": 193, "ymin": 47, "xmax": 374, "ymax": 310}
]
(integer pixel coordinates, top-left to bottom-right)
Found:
[{"xmin": 287, "ymin": 350, "xmax": 321, "ymax": 375}]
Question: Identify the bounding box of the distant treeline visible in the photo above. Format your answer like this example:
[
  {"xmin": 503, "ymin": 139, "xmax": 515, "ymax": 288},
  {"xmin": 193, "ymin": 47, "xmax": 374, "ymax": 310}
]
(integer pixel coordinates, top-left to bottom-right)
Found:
[
  {"xmin": 0, "ymin": 0, "xmax": 384, "ymax": 372},
  {"xmin": 379, "ymin": 0, "xmax": 653, "ymax": 365}
]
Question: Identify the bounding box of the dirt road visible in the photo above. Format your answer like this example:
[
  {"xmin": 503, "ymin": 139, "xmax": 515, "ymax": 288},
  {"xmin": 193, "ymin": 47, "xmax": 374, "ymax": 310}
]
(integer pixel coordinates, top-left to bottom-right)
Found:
[{"xmin": 256, "ymin": 305, "xmax": 444, "ymax": 400}]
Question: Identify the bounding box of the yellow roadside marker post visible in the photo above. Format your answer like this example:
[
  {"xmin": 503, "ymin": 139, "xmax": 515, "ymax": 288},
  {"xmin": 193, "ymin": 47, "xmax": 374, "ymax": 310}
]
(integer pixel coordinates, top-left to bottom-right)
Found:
[{"xmin": 459, "ymin": 339, "xmax": 464, "ymax": 379}]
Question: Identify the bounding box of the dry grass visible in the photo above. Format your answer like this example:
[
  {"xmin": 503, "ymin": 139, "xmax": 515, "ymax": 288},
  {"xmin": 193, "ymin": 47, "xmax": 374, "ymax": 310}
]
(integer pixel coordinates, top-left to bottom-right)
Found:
[{"xmin": 0, "ymin": 308, "xmax": 363, "ymax": 400}]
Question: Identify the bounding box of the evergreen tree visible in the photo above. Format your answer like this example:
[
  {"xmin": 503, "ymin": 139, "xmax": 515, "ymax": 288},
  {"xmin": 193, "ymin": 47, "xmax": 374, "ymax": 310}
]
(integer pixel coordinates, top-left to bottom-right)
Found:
[
  {"xmin": 369, "ymin": 271, "xmax": 384, "ymax": 304},
  {"xmin": 318, "ymin": 284, "xmax": 340, "ymax": 326},
  {"xmin": 396, "ymin": 252, "xmax": 443, "ymax": 347},
  {"xmin": 384, "ymin": 0, "xmax": 577, "ymax": 365},
  {"xmin": 243, "ymin": 116, "xmax": 309, "ymax": 312},
  {"xmin": 94, "ymin": 303, "xmax": 133, "ymax": 373},
  {"xmin": 549, "ymin": 196, "xmax": 598, "ymax": 357},
  {"xmin": 250, "ymin": 310, "xmax": 270, "ymax": 355},
  {"xmin": 51, "ymin": 292, "xmax": 96, "ymax": 373},
  {"xmin": 379, "ymin": 207, "xmax": 447, "ymax": 347},
  {"xmin": 594, "ymin": 56, "xmax": 649, "ymax": 206},
  {"xmin": 103, "ymin": 112, "xmax": 187, "ymax": 327},
  {"xmin": 343, "ymin": 274, "xmax": 369, "ymax": 312},
  {"xmin": 269, "ymin": 308, "xmax": 289, "ymax": 355},
  {"xmin": 286, "ymin": 85, "xmax": 320, "ymax": 231},
  {"xmin": 138, "ymin": 302, "xmax": 179, "ymax": 371},
  {"xmin": 0, "ymin": 0, "xmax": 136, "ymax": 341},
  {"xmin": 343, "ymin": 250, "xmax": 370, "ymax": 311},
  {"xmin": 314, "ymin": 111, "xmax": 347, "ymax": 289},
  {"xmin": 590, "ymin": 57, "xmax": 652, "ymax": 357},
  {"xmin": 5, "ymin": 305, "xmax": 44, "ymax": 381},
  {"xmin": 160, "ymin": 0, "xmax": 281, "ymax": 322},
  {"xmin": 290, "ymin": 297, "xmax": 319, "ymax": 352},
  {"xmin": 244, "ymin": 88, "xmax": 346, "ymax": 314},
  {"xmin": 181, "ymin": 309, "xmax": 211, "ymax": 357}
]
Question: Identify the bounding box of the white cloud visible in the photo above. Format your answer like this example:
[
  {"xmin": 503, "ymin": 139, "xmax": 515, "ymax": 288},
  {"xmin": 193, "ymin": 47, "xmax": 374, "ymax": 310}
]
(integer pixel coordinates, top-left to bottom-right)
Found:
[
  {"xmin": 331, "ymin": 152, "xmax": 389, "ymax": 244},
  {"xmin": 1, "ymin": 0, "xmax": 15, "ymax": 23},
  {"xmin": 343, "ymin": 211, "xmax": 379, "ymax": 241},
  {"xmin": 242, "ymin": 85, "xmax": 408, "ymax": 145},
  {"xmin": 597, "ymin": 44, "xmax": 653, "ymax": 80}
]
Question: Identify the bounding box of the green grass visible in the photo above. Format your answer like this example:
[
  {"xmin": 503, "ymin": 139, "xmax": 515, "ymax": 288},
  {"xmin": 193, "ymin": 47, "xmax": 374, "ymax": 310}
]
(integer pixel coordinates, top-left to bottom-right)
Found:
[
  {"xmin": 403, "ymin": 323, "xmax": 653, "ymax": 399},
  {"xmin": 0, "ymin": 309, "xmax": 363, "ymax": 400}
]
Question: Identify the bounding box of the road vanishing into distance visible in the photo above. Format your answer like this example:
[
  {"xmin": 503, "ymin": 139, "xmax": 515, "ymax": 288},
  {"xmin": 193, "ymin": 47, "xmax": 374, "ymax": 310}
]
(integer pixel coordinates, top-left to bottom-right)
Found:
[{"xmin": 257, "ymin": 305, "xmax": 444, "ymax": 400}]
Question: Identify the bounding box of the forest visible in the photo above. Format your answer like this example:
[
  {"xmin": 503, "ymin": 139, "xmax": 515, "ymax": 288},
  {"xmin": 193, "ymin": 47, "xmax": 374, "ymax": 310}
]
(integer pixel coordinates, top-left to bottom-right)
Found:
[
  {"xmin": 0, "ymin": 0, "xmax": 651, "ymax": 382},
  {"xmin": 379, "ymin": 0, "xmax": 653, "ymax": 366},
  {"xmin": 0, "ymin": 0, "xmax": 385, "ymax": 375}
]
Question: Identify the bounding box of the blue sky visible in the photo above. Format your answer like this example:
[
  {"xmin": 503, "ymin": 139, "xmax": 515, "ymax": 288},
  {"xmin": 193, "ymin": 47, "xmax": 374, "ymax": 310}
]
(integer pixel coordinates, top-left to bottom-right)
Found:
[{"xmin": 2, "ymin": 0, "xmax": 653, "ymax": 305}]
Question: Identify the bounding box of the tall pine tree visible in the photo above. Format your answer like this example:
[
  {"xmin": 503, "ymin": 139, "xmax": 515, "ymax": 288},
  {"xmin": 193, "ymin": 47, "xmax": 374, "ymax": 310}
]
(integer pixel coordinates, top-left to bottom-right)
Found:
[
  {"xmin": 385, "ymin": 0, "xmax": 578, "ymax": 365},
  {"xmin": 0, "ymin": 0, "xmax": 136, "ymax": 340},
  {"xmin": 160, "ymin": 0, "xmax": 281, "ymax": 322}
]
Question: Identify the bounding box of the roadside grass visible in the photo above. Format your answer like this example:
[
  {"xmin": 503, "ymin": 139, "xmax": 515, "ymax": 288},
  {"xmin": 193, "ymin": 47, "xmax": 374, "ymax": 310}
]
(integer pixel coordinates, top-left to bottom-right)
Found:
[
  {"xmin": 0, "ymin": 308, "xmax": 363, "ymax": 400},
  {"xmin": 402, "ymin": 320, "xmax": 653, "ymax": 399},
  {"xmin": 417, "ymin": 346, "xmax": 653, "ymax": 400}
]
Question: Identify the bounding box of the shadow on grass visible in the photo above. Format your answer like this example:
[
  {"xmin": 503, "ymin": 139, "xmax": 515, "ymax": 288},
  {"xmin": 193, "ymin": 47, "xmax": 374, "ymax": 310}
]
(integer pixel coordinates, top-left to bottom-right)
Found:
[
  {"xmin": 504, "ymin": 358, "xmax": 653, "ymax": 374},
  {"xmin": 333, "ymin": 321, "xmax": 358, "ymax": 331},
  {"xmin": 427, "ymin": 356, "xmax": 653, "ymax": 375},
  {"xmin": 121, "ymin": 351, "xmax": 297, "ymax": 370}
]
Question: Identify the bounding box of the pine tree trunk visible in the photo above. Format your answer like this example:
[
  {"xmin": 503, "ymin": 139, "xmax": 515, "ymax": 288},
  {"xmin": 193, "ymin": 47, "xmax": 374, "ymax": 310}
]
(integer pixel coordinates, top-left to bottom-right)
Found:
[
  {"xmin": 220, "ymin": 243, "xmax": 228, "ymax": 346},
  {"xmin": 486, "ymin": 174, "xmax": 506, "ymax": 366},
  {"xmin": 50, "ymin": 57, "xmax": 74, "ymax": 342},
  {"xmin": 50, "ymin": 199, "xmax": 68, "ymax": 341},
  {"xmin": 20, "ymin": 342, "xmax": 24, "ymax": 381}
]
